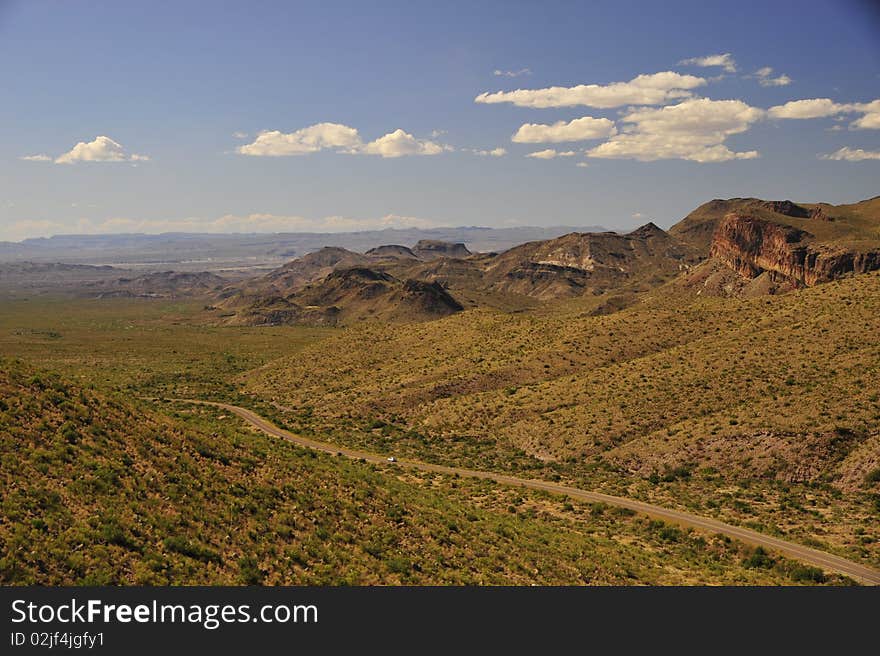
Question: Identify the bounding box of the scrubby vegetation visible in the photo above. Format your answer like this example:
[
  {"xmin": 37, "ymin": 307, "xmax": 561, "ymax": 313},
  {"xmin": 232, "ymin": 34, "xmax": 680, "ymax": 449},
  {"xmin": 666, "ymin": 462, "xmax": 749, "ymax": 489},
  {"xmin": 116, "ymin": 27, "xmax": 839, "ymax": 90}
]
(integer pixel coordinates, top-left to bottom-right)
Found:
[
  {"xmin": 1, "ymin": 271, "xmax": 878, "ymax": 584},
  {"xmin": 243, "ymin": 272, "xmax": 880, "ymax": 567},
  {"xmin": 1, "ymin": 360, "xmax": 836, "ymax": 585},
  {"xmin": 0, "ymin": 297, "xmax": 331, "ymax": 398}
]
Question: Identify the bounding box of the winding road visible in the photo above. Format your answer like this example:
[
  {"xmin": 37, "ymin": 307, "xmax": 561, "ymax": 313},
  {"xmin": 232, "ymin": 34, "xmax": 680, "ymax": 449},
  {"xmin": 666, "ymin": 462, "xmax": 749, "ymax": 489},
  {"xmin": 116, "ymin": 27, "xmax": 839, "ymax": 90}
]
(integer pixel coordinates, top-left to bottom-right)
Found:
[{"xmin": 173, "ymin": 399, "xmax": 880, "ymax": 585}]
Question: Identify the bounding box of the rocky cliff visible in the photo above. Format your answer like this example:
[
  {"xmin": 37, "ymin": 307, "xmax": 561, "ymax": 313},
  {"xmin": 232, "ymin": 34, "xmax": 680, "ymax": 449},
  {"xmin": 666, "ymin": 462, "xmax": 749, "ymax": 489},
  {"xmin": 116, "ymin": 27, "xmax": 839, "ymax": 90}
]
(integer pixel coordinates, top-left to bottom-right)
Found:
[{"xmin": 710, "ymin": 213, "xmax": 880, "ymax": 286}]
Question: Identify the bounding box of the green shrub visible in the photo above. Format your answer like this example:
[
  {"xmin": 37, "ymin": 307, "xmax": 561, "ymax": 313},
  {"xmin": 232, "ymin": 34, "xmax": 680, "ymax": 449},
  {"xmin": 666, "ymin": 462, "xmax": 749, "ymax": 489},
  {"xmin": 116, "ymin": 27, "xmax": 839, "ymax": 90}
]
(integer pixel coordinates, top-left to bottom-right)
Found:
[
  {"xmin": 742, "ymin": 547, "xmax": 774, "ymax": 569},
  {"xmin": 386, "ymin": 556, "xmax": 412, "ymax": 575},
  {"xmin": 788, "ymin": 565, "xmax": 825, "ymax": 584},
  {"xmin": 238, "ymin": 556, "xmax": 263, "ymax": 585},
  {"xmin": 163, "ymin": 536, "xmax": 222, "ymax": 564}
]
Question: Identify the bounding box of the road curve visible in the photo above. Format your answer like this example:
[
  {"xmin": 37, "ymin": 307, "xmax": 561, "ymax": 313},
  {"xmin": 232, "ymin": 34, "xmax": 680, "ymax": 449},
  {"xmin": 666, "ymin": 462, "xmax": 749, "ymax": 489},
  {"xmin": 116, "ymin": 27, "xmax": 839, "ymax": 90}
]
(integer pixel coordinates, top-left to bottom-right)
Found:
[{"xmin": 171, "ymin": 398, "xmax": 880, "ymax": 585}]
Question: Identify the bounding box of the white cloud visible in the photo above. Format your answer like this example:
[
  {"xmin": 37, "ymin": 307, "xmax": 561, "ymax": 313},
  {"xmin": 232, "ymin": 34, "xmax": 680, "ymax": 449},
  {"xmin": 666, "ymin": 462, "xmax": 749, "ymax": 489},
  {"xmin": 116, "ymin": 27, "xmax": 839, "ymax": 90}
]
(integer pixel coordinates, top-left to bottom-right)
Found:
[
  {"xmin": 767, "ymin": 98, "xmax": 880, "ymax": 129},
  {"xmin": 475, "ymin": 71, "xmax": 706, "ymax": 109},
  {"xmin": 375, "ymin": 214, "xmax": 440, "ymax": 228},
  {"xmin": 526, "ymin": 149, "xmax": 557, "ymax": 159},
  {"xmin": 768, "ymin": 98, "xmax": 850, "ymax": 119},
  {"xmin": 237, "ymin": 123, "xmax": 447, "ymax": 158},
  {"xmin": 761, "ymin": 74, "xmax": 792, "ymax": 87},
  {"xmin": 359, "ymin": 129, "xmax": 447, "ymax": 158},
  {"xmin": 632, "ymin": 212, "xmax": 646, "ymax": 219},
  {"xmin": 237, "ymin": 123, "xmax": 362, "ymax": 156},
  {"xmin": 54, "ymin": 136, "xmax": 148, "ymax": 164},
  {"xmin": 494, "ymin": 68, "xmax": 532, "ymax": 78},
  {"xmin": 526, "ymin": 149, "xmax": 576, "ymax": 159},
  {"xmin": 820, "ymin": 146, "xmax": 880, "ymax": 161},
  {"xmin": 753, "ymin": 67, "xmax": 792, "ymax": 87},
  {"xmin": 512, "ymin": 116, "xmax": 617, "ymax": 143},
  {"xmin": 851, "ymin": 100, "xmax": 880, "ymax": 129},
  {"xmin": 232, "ymin": 131, "xmax": 248, "ymax": 139},
  {"xmin": 587, "ymin": 98, "xmax": 764, "ymax": 163},
  {"xmin": 679, "ymin": 53, "xmax": 737, "ymax": 73},
  {"xmin": 20, "ymin": 154, "xmax": 52, "ymax": 162},
  {"xmin": 852, "ymin": 113, "xmax": 880, "ymax": 130},
  {"xmin": 469, "ymin": 147, "xmax": 507, "ymax": 157},
  {"xmin": 1, "ymin": 213, "xmax": 445, "ymax": 241},
  {"xmin": 575, "ymin": 162, "xmax": 589, "ymax": 168}
]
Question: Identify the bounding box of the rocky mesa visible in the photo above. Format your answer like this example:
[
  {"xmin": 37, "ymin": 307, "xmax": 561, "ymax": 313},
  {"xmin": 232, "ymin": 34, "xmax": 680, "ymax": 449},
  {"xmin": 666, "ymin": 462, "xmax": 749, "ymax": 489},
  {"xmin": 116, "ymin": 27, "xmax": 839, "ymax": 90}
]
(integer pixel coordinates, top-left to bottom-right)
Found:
[{"xmin": 710, "ymin": 213, "xmax": 880, "ymax": 287}]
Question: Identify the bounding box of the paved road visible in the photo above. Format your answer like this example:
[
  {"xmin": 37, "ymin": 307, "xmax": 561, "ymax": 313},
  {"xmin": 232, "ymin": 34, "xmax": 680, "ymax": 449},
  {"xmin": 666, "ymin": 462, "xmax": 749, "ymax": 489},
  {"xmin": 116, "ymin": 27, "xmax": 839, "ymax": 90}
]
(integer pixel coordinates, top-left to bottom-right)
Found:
[{"xmin": 173, "ymin": 398, "xmax": 880, "ymax": 585}]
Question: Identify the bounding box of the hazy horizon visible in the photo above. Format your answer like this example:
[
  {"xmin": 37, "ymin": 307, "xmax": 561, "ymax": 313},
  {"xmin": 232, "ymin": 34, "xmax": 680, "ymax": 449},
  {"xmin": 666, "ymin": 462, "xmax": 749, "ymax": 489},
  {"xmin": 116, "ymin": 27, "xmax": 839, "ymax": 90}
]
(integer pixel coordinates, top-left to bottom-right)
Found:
[{"xmin": 3, "ymin": 223, "xmax": 611, "ymax": 244}]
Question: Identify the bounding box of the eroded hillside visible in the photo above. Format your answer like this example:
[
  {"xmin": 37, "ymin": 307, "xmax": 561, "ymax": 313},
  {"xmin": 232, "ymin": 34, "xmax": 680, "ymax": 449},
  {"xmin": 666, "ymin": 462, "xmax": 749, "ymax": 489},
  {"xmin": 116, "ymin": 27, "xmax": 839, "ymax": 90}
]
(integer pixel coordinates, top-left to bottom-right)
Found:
[
  {"xmin": 215, "ymin": 225, "xmax": 700, "ymax": 325},
  {"xmin": 244, "ymin": 271, "xmax": 880, "ymax": 566}
]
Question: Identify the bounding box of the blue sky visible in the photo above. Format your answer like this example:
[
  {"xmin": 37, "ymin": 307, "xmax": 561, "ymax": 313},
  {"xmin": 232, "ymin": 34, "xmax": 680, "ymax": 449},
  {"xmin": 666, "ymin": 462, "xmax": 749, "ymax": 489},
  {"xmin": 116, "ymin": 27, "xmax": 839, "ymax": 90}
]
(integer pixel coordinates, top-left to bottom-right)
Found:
[{"xmin": 1, "ymin": 0, "xmax": 878, "ymax": 241}]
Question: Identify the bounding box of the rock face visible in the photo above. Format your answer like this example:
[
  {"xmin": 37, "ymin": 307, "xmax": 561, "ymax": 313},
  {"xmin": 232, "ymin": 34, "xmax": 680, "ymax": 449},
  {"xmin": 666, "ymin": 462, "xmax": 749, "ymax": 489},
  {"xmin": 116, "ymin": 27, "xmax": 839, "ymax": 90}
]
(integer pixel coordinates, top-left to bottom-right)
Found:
[
  {"xmin": 669, "ymin": 198, "xmax": 839, "ymax": 253},
  {"xmin": 809, "ymin": 206, "xmax": 833, "ymax": 222},
  {"xmin": 710, "ymin": 214, "xmax": 880, "ymax": 286}
]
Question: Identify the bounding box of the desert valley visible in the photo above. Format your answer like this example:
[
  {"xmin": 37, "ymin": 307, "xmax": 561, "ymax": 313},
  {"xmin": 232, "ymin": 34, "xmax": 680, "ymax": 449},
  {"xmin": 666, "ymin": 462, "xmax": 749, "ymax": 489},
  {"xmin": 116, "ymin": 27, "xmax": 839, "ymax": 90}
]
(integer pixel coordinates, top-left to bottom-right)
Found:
[{"xmin": 2, "ymin": 195, "xmax": 879, "ymax": 585}]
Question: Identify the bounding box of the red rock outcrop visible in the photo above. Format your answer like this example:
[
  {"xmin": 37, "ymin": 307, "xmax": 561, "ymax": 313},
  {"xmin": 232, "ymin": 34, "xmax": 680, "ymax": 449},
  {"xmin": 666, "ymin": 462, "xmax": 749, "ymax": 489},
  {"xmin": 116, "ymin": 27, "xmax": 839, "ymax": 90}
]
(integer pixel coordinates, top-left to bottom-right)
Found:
[
  {"xmin": 710, "ymin": 213, "xmax": 880, "ymax": 286},
  {"xmin": 809, "ymin": 206, "xmax": 833, "ymax": 222}
]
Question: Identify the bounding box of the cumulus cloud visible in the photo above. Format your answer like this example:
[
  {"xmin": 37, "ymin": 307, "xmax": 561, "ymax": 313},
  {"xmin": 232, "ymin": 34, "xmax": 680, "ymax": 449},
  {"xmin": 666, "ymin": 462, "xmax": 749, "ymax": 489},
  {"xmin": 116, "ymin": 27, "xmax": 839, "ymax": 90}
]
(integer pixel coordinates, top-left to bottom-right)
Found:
[
  {"xmin": 1, "ymin": 213, "xmax": 445, "ymax": 241},
  {"xmin": 237, "ymin": 123, "xmax": 448, "ymax": 158},
  {"xmin": 512, "ymin": 116, "xmax": 617, "ymax": 143},
  {"xmin": 679, "ymin": 53, "xmax": 737, "ymax": 73},
  {"xmin": 587, "ymin": 98, "xmax": 763, "ymax": 162},
  {"xmin": 474, "ymin": 71, "xmax": 706, "ymax": 109},
  {"xmin": 768, "ymin": 98, "xmax": 850, "ymax": 119},
  {"xmin": 767, "ymin": 98, "xmax": 880, "ymax": 129},
  {"xmin": 54, "ymin": 136, "xmax": 148, "ymax": 164},
  {"xmin": 237, "ymin": 123, "xmax": 362, "ymax": 156},
  {"xmin": 851, "ymin": 100, "xmax": 880, "ymax": 129},
  {"xmin": 526, "ymin": 149, "xmax": 576, "ymax": 159},
  {"xmin": 575, "ymin": 162, "xmax": 589, "ymax": 168},
  {"xmin": 494, "ymin": 68, "xmax": 532, "ymax": 78},
  {"xmin": 20, "ymin": 154, "xmax": 52, "ymax": 162},
  {"xmin": 359, "ymin": 129, "xmax": 448, "ymax": 157},
  {"xmin": 469, "ymin": 147, "xmax": 507, "ymax": 157},
  {"xmin": 820, "ymin": 146, "xmax": 880, "ymax": 161},
  {"xmin": 753, "ymin": 67, "xmax": 792, "ymax": 87},
  {"xmin": 852, "ymin": 113, "xmax": 880, "ymax": 130}
]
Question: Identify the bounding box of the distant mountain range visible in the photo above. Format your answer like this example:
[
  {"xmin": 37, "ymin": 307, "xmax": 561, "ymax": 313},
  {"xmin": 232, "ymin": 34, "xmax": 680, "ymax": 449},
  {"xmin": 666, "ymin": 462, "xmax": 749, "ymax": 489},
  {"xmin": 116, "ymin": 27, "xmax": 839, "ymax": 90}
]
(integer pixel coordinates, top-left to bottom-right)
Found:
[
  {"xmin": 3, "ymin": 195, "xmax": 877, "ymax": 314},
  {"xmin": 0, "ymin": 226, "xmax": 604, "ymax": 271},
  {"xmin": 213, "ymin": 195, "xmax": 880, "ymax": 325},
  {"xmin": 212, "ymin": 223, "xmax": 701, "ymax": 325}
]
